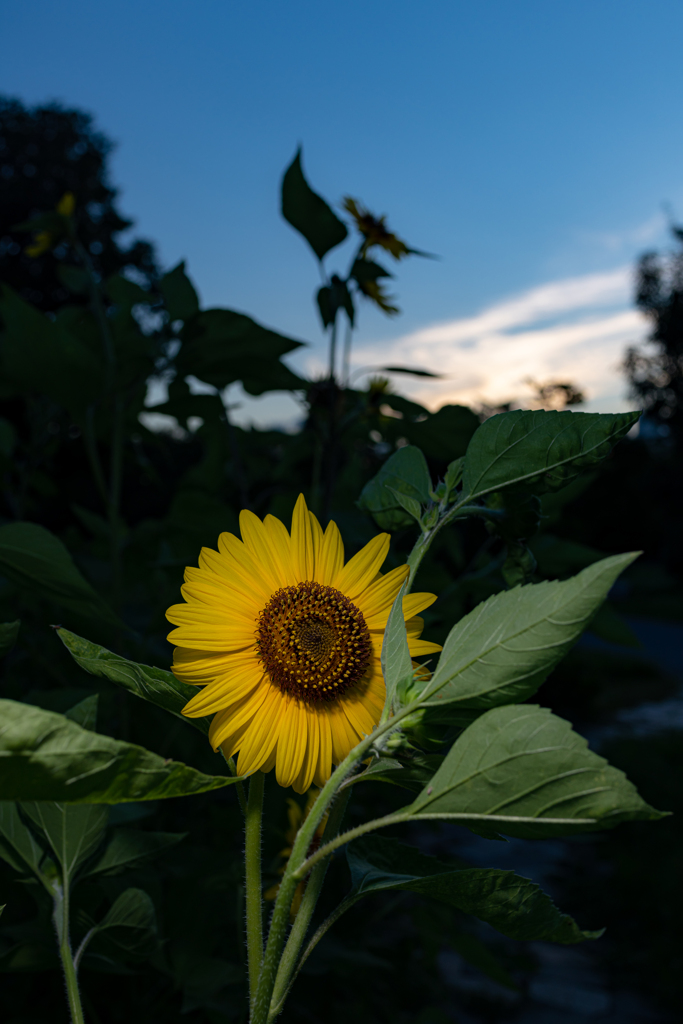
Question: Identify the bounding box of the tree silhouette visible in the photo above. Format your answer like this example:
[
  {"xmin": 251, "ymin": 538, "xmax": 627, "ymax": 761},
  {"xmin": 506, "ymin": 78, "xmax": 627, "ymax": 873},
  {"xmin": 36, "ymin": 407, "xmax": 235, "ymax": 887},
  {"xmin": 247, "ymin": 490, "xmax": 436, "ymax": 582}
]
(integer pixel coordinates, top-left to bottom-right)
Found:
[
  {"xmin": 625, "ymin": 225, "xmax": 683, "ymax": 445},
  {"xmin": 0, "ymin": 97, "xmax": 158, "ymax": 312}
]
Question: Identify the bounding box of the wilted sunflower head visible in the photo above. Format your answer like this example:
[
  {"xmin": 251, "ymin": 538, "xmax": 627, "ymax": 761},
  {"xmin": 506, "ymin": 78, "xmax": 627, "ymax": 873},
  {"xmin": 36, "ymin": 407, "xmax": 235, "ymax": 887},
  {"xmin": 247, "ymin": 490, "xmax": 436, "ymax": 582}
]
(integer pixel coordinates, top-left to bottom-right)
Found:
[{"xmin": 166, "ymin": 494, "xmax": 440, "ymax": 793}]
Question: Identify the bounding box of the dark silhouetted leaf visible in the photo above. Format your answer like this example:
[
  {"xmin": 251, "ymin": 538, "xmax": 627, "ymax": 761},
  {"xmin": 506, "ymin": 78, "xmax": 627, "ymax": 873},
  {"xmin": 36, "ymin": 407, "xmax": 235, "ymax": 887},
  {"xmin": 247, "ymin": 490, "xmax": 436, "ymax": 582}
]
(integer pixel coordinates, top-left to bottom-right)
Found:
[
  {"xmin": 160, "ymin": 261, "xmax": 200, "ymax": 323},
  {"xmin": 85, "ymin": 828, "xmax": 185, "ymax": 876},
  {"xmin": 281, "ymin": 148, "xmax": 348, "ymax": 260},
  {"xmin": 0, "ymin": 620, "xmax": 20, "ymax": 658},
  {"xmin": 0, "ymin": 523, "xmax": 122, "ymax": 628},
  {"xmin": 347, "ymin": 835, "xmax": 600, "ymax": 943}
]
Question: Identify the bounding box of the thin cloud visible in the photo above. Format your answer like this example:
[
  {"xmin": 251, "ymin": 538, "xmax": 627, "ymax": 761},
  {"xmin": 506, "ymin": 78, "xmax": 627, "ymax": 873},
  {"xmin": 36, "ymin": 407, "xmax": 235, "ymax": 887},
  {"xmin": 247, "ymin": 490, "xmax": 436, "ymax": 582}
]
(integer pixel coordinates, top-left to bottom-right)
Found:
[{"xmin": 354, "ymin": 267, "xmax": 649, "ymax": 413}]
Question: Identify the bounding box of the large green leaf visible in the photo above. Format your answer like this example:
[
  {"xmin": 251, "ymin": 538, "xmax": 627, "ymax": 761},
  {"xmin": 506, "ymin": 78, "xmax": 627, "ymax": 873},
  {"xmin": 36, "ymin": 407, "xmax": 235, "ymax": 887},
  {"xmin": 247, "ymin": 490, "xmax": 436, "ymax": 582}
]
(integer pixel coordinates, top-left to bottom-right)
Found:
[
  {"xmin": 358, "ymin": 445, "xmax": 431, "ymax": 531},
  {"xmin": 420, "ymin": 553, "xmax": 638, "ymax": 709},
  {"xmin": 85, "ymin": 828, "xmax": 186, "ymax": 877},
  {"xmin": 177, "ymin": 308, "xmax": 306, "ymax": 394},
  {"xmin": 159, "ymin": 261, "xmax": 200, "ymax": 323},
  {"xmin": 86, "ymin": 888, "xmax": 158, "ymax": 960},
  {"xmin": 346, "ymin": 836, "xmax": 599, "ymax": 943},
  {"xmin": 0, "ymin": 620, "xmax": 20, "ymax": 658},
  {"xmin": 0, "ymin": 284, "xmax": 103, "ymax": 419},
  {"xmin": 380, "ymin": 583, "xmax": 412, "ymax": 713},
  {"xmin": 57, "ymin": 629, "xmax": 210, "ymax": 734},
  {"xmin": 405, "ymin": 704, "xmax": 663, "ymax": 838},
  {"xmin": 0, "ymin": 700, "xmax": 244, "ymax": 803},
  {"xmin": 0, "ymin": 802, "xmax": 45, "ymax": 875},
  {"xmin": 20, "ymin": 802, "xmax": 108, "ymax": 881},
  {"xmin": 461, "ymin": 409, "xmax": 640, "ymax": 501},
  {"xmin": 0, "ymin": 523, "xmax": 122, "ymax": 629},
  {"xmin": 281, "ymin": 148, "xmax": 348, "ymax": 260}
]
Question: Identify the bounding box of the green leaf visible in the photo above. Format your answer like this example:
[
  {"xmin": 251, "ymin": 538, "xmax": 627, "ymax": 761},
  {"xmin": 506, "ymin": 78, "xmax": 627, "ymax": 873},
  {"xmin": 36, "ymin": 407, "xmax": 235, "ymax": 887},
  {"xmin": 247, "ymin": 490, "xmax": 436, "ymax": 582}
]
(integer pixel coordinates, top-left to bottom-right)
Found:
[
  {"xmin": 57, "ymin": 628, "xmax": 210, "ymax": 735},
  {"xmin": 358, "ymin": 445, "xmax": 432, "ymax": 531},
  {"xmin": 385, "ymin": 486, "xmax": 422, "ymax": 523},
  {"xmin": 350, "ymin": 756, "xmax": 440, "ymax": 793},
  {"xmin": 421, "ymin": 553, "xmax": 639, "ymax": 709},
  {"xmin": 0, "ymin": 523, "xmax": 122, "ymax": 629},
  {"xmin": 0, "ymin": 620, "xmax": 20, "ymax": 658},
  {"xmin": 281, "ymin": 148, "xmax": 348, "ymax": 260},
  {"xmin": 346, "ymin": 836, "xmax": 600, "ymax": 943},
  {"xmin": 160, "ymin": 261, "xmax": 200, "ymax": 323},
  {"xmin": 85, "ymin": 828, "xmax": 186, "ymax": 876},
  {"xmin": 0, "ymin": 283, "xmax": 103, "ymax": 420},
  {"xmin": 0, "ymin": 417, "xmax": 17, "ymax": 460},
  {"xmin": 381, "ymin": 583, "xmax": 412, "ymax": 714},
  {"xmin": 64, "ymin": 694, "xmax": 99, "ymax": 731},
  {"xmin": 0, "ymin": 699, "xmax": 245, "ymax": 803},
  {"xmin": 444, "ymin": 457, "xmax": 464, "ymax": 498},
  {"xmin": 177, "ymin": 308, "xmax": 306, "ymax": 394},
  {"xmin": 88, "ymin": 888, "xmax": 158, "ymax": 959},
  {"xmin": 57, "ymin": 264, "xmax": 89, "ymax": 295},
  {"xmin": 405, "ymin": 405, "xmax": 481, "ymax": 463},
  {"xmin": 105, "ymin": 274, "xmax": 150, "ymax": 311},
  {"xmin": 0, "ymin": 802, "xmax": 46, "ymax": 875},
  {"xmin": 20, "ymin": 802, "xmax": 108, "ymax": 880},
  {"xmin": 381, "ymin": 366, "xmax": 441, "ymax": 378},
  {"xmin": 405, "ymin": 704, "xmax": 664, "ymax": 838},
  {"xmin": 588, "ymin": 602, "xmax": 641, "ymax": 648},
  {"xmin": 461, "ymin": 409, "xmax": 640, "ymax": 501},
  {"xmin": 501, "ymin": 542, "xmax": 537, "ymax": 588}
]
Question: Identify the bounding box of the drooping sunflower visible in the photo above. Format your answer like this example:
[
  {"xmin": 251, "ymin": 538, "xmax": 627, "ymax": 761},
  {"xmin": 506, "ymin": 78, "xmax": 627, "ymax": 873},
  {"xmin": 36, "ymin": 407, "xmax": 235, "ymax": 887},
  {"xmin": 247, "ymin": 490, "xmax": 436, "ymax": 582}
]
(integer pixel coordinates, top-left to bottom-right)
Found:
[{"xmin": 166, "ymin": 494, "xmax": 440, "ymax": 793}]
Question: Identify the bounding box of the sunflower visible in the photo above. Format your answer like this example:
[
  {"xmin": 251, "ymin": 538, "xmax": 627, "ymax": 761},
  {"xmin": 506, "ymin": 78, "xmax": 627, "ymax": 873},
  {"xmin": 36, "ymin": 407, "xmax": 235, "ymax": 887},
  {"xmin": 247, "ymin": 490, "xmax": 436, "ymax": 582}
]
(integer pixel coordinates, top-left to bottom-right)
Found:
[{"xmin": 166, "ymin": 494, "xmax": 440, "ymax": 793}]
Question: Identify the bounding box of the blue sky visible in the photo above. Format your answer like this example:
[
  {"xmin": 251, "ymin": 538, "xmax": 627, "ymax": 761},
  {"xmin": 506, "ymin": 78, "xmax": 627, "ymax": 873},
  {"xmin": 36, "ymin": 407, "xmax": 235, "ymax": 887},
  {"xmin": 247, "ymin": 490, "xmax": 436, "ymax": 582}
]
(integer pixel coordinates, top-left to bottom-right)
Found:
[{"xmin": 3, "ymin": 1, "xmax": 683, "ymax": 423}]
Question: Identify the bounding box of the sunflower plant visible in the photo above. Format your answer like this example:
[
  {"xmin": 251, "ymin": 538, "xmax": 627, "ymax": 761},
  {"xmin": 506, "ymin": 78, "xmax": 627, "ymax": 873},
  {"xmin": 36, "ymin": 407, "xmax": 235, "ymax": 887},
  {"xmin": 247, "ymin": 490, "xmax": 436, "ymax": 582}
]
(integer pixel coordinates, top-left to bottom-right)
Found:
[{"xmin": 0, "ymin": 402, "xmax": 665, "ymax": 1024}]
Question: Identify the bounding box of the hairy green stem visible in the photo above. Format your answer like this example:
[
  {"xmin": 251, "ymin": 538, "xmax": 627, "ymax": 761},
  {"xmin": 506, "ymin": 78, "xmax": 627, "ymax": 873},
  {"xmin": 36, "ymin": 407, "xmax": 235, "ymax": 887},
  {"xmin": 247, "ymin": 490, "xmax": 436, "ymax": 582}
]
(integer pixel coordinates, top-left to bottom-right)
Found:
[
  {"xmin": 295, "ymin": 810, "xmax": 598, "ymax": 879},
  {"xmin": 268, "ymin": 894, "xmax": 362, "ymax": 1022},
  {"xmin": 268, "ymin": 790, "xmax": 350, "ymax": 1016},
  {"xmin": 53, "ymin": 879, "xmax": 85, "ymax": 1024},
  {"xmin": 245, "ymin": 771, "xmax": 266, "ymax": 1009},
  {"xmin": 250, "ymin": 701, "xmax": 420, "ymax": 1024}
]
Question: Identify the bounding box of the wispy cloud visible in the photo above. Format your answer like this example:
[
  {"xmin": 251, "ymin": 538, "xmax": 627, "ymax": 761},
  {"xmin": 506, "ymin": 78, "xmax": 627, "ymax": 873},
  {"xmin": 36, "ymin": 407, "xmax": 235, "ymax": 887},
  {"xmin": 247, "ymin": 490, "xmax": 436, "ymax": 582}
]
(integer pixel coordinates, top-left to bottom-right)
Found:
[{"xmin": 353, "ymin": 266, "xmax": 649, "ymax": 413}]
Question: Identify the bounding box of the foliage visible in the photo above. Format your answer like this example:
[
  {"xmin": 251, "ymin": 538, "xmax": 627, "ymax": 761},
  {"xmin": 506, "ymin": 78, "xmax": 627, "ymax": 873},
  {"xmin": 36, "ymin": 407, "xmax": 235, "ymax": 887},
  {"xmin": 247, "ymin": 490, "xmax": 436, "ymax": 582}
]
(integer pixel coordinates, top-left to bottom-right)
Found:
[{"xmin": 0, "ymin": 106, "xmax": 678, "ymax": 1024}]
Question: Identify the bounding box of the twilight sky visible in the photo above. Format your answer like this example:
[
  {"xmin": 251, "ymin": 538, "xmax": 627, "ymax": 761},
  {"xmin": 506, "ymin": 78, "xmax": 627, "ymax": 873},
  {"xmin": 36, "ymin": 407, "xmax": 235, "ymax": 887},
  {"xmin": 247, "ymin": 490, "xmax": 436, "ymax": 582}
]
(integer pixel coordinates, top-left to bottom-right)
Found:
[{"xmin": 3, "ymin": 0, "xmax": 683, "ymax": 426}]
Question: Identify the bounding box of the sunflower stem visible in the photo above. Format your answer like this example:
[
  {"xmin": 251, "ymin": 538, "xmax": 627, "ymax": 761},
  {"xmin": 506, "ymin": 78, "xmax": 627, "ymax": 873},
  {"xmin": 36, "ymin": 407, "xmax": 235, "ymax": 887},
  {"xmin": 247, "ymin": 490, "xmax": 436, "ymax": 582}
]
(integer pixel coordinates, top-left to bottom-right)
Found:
[
  {"xmin": 251, "ymin": 713, "xmax": 407, "ymax": 1024},
  {"xmin": 268, "ymin": 789, "xmax": 350, "ymax": 1015},
  {"xmin": 267, "ymin": 894, "xmax": 363, "ymax": 1021},
  {"xmin": 245, "ymin": 771, "xmax": 266, "ymax": 1010}
]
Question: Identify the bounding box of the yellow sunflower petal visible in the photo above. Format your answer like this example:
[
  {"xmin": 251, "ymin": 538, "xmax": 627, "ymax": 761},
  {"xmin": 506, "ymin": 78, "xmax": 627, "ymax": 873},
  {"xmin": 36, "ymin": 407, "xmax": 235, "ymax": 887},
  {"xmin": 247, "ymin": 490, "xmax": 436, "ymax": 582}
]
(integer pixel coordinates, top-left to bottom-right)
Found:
[
  {"xmin": 209, "ymin": 684, "xmax": 270, "ymax": 750},
  {"xmin": 333, "ymin": 533, "xmax": 391, "ymax": 601},
  {"xmin": 312, "ymin": 712, "xmax": 332, "ymax": 788},
  {"xmin": 274, "ymin": 697, "xmax": 309, "ymax": 789},
  {"xmin": 198, "ymin": 546, "xmax": 268, "ymax": 605},
  {"xmin": 403, "ymin": 592, "xmax": 437, "ymax": 619},
  {"xmin": 291, "ymin": 706, "xmax": 320, "ymax": 794},
  {"xmin": 407, "ymin": 638, "xmax": 443, "ymax": 656},
  {"xmin": 314, "ymin": 519, "xmax": 345, "ymax": 586},
  {"xmin": 235, "ymin": 686, "xmax": 285, "ymax": 774},
  {"xmin": 239, "ymin": 510, "xmax": 290, "ymax": 591},
  {"xmin": 309, "ymin": 511, "xmax": 324, "ymax": 571},
  {"xmin": 182, "ymin": 664, "xmax": 264, "ymax": 717},
  {"xmin": 291, "ymin": 493, "xmax": 314, "ymax": 581},
  {"xmin": 172, "ymin": 647, "xmax": 258, "ymax": 685},
  {"xmin": 354, "ymin": 564, "xmax": 409, "ymax": 624},
  {"xmin": 328, "ymin": 704, "xmax": 362, "ymax": 763}
]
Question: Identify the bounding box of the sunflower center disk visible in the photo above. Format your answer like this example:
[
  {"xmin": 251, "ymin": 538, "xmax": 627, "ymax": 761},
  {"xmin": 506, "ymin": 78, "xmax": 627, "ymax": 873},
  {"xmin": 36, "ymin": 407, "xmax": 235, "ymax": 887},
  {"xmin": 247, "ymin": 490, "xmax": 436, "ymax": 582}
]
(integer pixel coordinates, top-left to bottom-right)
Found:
[{"xmin": 255, "ymin": 581, "xmax": 372, "ymax": 703}]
